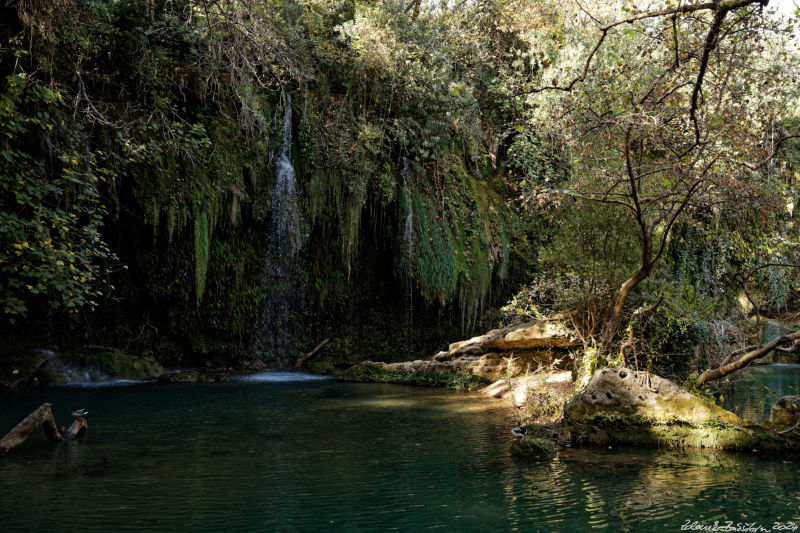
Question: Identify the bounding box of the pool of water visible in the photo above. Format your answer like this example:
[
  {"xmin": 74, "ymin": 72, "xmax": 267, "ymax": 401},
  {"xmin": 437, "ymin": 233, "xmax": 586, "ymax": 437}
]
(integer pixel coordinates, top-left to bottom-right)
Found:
[
  {"xmin": 1, "ymin": 375, "xmax": 799, "ymax": 532},
  {"xmin": 723, "ymin": 364, "xmax": 800, "ymax": 422}
]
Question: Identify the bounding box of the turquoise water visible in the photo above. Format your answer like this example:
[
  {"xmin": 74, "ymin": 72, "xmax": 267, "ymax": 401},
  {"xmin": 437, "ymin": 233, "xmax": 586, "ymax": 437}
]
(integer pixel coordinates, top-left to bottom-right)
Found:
[
  {"xmin": 1, "ymin": 375, "xmax": 799, "ymax": 532},
  {"xmin": 723, "ymin": 364, "xmax": 800, "ymax": 422}
]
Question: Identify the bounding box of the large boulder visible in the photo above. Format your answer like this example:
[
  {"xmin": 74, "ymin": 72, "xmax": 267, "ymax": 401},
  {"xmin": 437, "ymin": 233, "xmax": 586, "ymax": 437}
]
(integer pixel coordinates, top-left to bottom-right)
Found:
[
  {"xmin": 560, "ymin": 368, "xmax": 799, "ymax": 452},
  {"xmin": 565, "ymin": 367, "xmax": 741, "ymax": 425}
]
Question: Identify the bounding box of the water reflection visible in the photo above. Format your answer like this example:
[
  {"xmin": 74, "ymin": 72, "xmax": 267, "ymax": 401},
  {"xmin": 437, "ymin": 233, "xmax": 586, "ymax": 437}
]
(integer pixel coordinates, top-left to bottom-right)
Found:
[
  {"xmin": 1, "ymin": 381, "xmax": 799, "ymax": 532},
  {"xmin": 723, "ymin": 364, "xmax": 800, "ymax": 422}
]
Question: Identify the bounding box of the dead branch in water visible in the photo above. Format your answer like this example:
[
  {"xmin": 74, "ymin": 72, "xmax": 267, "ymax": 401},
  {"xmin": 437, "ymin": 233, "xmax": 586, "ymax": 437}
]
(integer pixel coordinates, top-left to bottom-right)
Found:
[{"xmin": 0, "ymin": 403, "xmax": 87, "ymax": 456}]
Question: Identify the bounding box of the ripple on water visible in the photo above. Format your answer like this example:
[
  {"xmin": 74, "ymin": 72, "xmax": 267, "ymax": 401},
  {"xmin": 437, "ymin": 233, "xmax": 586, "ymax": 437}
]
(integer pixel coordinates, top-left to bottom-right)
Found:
[{"xmin": 1, "ymin": 382, "xmax": 799, "ymax": 532}]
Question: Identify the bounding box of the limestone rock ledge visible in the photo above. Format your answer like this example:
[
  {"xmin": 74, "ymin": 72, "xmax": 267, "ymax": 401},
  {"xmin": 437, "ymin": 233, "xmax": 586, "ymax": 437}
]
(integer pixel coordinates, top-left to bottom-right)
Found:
[{"xmin": 342, "ymin": 319, "xmax": 580, "ymax": 387}]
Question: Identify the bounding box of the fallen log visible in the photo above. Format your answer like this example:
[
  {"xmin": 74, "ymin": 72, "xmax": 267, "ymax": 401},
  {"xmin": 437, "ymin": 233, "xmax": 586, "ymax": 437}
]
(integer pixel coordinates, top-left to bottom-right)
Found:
[
  {"xmin": 0, "ymin": 403, "xmax": 87, "ymax": 455},
  {"xmin": 295, "ymin": 338, "xmax": 329, "ymax": 368},
  {"xmin": 696, "ymin": 330, "xmax": 800, "ymax": 386}
]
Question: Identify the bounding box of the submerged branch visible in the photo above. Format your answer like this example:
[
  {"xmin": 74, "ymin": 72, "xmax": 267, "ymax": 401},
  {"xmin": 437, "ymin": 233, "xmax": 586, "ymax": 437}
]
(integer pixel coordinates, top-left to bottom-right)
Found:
[{"xmin": 0, "ymin": 403, "xmax": 87, "ymax": 456}]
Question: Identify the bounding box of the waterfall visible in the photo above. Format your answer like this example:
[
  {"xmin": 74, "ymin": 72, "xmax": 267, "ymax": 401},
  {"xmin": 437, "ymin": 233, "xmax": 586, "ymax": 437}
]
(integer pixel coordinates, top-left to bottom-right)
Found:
[
  {"xmin": 257, "ymin": 95, "xmax": 304, "ymax": 362},
  {"xmin": 37, "ymin": 349, "xmax": 126, "ymax": 385},
  {"xmin": 402, "ymin": 157, "xmax": 414, "ymax": 356},
  {"xmin": 272, "ymin": 94, "xmax": 301, "ymax": 253}
]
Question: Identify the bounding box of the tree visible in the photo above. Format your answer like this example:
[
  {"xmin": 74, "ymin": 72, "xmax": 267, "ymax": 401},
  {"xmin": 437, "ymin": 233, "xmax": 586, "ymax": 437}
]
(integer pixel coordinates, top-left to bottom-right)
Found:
[
  {"xmin": 516, "ymin": 0, "xmax": 800, "ymax": 355},
  {"xmin": 0, "ymin": 74, "xmax": 117, "ymax": 322}
]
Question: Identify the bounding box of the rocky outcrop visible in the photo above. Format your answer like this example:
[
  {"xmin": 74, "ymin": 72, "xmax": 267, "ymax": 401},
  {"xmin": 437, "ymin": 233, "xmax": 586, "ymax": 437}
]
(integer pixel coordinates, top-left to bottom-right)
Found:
[
  {"xmin": 0, "ymin": 350, "xmax": 50, "ymax": 388},
  {"xmin": 343, "ymin": 319, "xmax": 580, "ymax": 386},
  {"xmin": 433, "ymin": 320, "xmax": 581, "ymax": 360},
  {"xmin": 769, "ymin": 395, "xmax": 800, "ymax": 435},
  {"xmin": 78, "ymin": 349, "xmax": 164, "ymax": 380},
  {"xmin": 555, "ymin": 368, "xmax": 799, "ymax": 452},
  {"xmin": 565, "ymin": 367, "xmax": 741, "ymax": 425},
  {"xmin": 341, "ymin": 360, "xmax": 485, "ymax": 389},
  {"xmin": 157, "ymin": 371, "xmax": 229, "ymax": 384},
  {"xmin": 510, "ymin": 436, "xmax": 557, "ymax": 459},
  {"xmin": 481, "ymin": 370, "xmax": 574, "ymax": 418}
]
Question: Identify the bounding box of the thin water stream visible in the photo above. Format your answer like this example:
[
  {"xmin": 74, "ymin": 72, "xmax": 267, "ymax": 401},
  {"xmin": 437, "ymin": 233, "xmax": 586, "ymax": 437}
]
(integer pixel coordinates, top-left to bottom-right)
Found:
[{"xmin": 1, "ymin": 375, "xmax": 798, "ymax": 532}]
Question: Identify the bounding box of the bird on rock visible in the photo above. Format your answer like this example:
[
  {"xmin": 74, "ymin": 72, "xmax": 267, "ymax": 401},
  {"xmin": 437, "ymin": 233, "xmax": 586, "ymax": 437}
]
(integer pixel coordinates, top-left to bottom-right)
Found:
[
  {"xmin": 511, "ymin": 426, "xmax": 527, "ymax": 438},
  {"xmin": 71, "ymin": 407, "xmax": 88, "ymax": 418}
]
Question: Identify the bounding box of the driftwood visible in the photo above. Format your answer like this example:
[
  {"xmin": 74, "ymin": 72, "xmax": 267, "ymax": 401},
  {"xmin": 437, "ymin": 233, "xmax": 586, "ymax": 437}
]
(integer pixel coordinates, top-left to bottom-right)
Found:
[
  {"xmin": 697, "ymin": 330, "xmax": 800, "ymax": 386},
  {"xmin": 295, "ymin": 338, "xmax": 329, "ymax": 368},
  {"xmin": 0, "ymin": 403, "xmax": 87, "ymax": 455}
]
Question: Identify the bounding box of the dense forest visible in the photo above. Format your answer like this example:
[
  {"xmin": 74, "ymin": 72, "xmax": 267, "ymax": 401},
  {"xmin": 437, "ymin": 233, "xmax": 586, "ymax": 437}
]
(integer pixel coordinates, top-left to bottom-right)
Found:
[{"xmin": 1, "ymin": 0, "xmax": 799, "ymax": 385}]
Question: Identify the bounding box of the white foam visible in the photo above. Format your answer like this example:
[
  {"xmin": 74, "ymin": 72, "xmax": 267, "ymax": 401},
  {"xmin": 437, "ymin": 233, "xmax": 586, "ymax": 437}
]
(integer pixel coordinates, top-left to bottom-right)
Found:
[
  {"xmin": 59, "ymin": 379, "xmax": 153, "ymax": 388},
  {"xmin": 234, "ymin": 371, "xmax": 331, "ymax": 383}
]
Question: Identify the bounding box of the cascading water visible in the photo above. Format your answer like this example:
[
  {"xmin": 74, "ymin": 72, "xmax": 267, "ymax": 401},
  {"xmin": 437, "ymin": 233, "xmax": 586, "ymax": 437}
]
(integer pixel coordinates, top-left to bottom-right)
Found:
[
  {"xmin": 401, "ymin": 157, "xmax": 414, "ymax": 355},
  {"xmin": 272, "ymin": 94, "xmax": 302, "ymax": 253},
  {"xmin": 257, "ymin": 94, "xmax": 304, "ymax": 362},
  {"xmin": 36, "ymin": 349, "xmax": 137, "ymax": 386}
]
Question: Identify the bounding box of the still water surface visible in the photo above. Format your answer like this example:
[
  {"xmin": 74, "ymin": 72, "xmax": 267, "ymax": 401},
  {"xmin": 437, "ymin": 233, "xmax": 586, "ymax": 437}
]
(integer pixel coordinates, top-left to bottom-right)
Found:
[
  {"xmin": 724, "ymin": 364, "xmax": 800, "ymax": 422},
  {"xmin": 1, "ymin": 374, "xmax": 799, "ymax": 532}
]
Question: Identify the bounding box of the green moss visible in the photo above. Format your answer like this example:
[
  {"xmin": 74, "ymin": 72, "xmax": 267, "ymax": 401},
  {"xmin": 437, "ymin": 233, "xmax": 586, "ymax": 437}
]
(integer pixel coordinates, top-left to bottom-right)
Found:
[
  {"xmin": 75, "ymin": 349, "xmax": 164, "ymax": 380},
  {"xmin": 342, "ymin": 362, "xmax": 485, "ymax": 390},
  {"xmin": 567, "ymin": 414, "xmax": 799, "ymax": 452},
  {"xmin": 194, "ymin": 211, "xmax": 210, "ymax": 306},
  {"xmin": 310, "ymin": 361, "xmax": 336, "ymax": 375},
  {"xmin": 413, "ymin": 191, "xmax": 457, "ymax": 303},
  {"xmin": 510, "ymin": 436, "xmax": 557, "ymax": 459}
]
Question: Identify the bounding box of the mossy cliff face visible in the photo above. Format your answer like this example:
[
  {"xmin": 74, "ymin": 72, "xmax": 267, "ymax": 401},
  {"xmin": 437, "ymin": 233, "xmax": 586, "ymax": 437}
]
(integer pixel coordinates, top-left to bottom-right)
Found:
[{"xmin": 0, "ymin": 1, "xmax": 538, "ymax": 367}]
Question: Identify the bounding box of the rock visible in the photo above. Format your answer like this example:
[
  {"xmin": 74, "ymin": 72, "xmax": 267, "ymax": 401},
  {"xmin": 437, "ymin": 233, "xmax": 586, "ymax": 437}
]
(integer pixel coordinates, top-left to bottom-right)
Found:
[
  {"xmin": 241, "ymin": 358, "xmax": 267, "ymax": 371},
  {"xmin": 432, "ymin": 351, "xmax": 451, "ymax": 362},
  {"xmin": 510, "ymin": 436, "xmax": 557, "ymax": 459},
  {"xmin": 341, "ymin": 361, "xmax": 484, "ymax": 389},
  {"xmin": 447, "ymin": 320, "xmax": 581, "ymax": 358},
  {"xmin": 0, "ymin": 350, "xmax": 50, "ymax": 388},
  {"xmin": 310, "ymin": 361, "xmax": 336, "ymax": 375},
  {"xmin": 769, "ymin": 396, "xmax": 800, "ymax": 435},
  {"xmin": 84, "ymin": 350, "xmax": 164, "ymax": 380},
  {"xmin": 560, "ymin": 367, "xmax": 800, "ymax": 452},
  {"xmin": 565, "ymin": 367, "xmax": 741, "ymax": 425},
  {"xmin": 158, "ymin": 371, "xmax": 199, "ymax": 384},
  {"xmin": 479, "ymin": 379, "xmax": 509, "ymax": 398},
  {"xmin": 342, "ymin": 319, "xmax": 579, "ymax": 388}
]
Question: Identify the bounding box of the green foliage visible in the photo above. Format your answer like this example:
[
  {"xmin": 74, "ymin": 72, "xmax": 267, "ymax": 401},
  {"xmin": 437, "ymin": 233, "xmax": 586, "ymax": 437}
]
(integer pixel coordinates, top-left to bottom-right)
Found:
[
  {"xmin": 413, "ymin": 191, "xmax": 457, "ymax": 304},
  {"xmin": 346, "ymin": 362, "xmax": 485, "ymax": 390},
  {"xmin": 0, "ymin": 74, "xmax": 116, "ymax": 322},
  {"xmin": 194, "ymin": 211, "xmax": 210, "ymax": 305},
  {"xmin": 535, "ymin": 197, "xmax": 638, "ymax": 321},
  {"xmin": 203, "ymin": 233, "xmax": 267, "ymax": 337}
]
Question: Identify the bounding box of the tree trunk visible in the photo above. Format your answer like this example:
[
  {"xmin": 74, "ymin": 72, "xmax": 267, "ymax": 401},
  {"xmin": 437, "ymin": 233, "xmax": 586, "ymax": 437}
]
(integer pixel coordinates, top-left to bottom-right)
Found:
[
  {"xmin": 295, "ymin": 338, "xmax": 330, "ymax": 368},
  {"xmin": 601, "ymin": 267, "xmax": 650, "ymax": 351},
  {"xmin": 696, "ymin": 330, "xmax": 800, "ymax": 386},
  {"xmin": 0, "ymin": 403, "xmax": 87, "ymax": 455}
]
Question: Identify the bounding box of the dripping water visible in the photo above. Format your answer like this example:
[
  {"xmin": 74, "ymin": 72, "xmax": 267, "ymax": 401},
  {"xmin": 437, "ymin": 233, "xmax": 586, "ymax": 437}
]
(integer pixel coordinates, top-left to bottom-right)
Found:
[{"xmin": 401, "ymin": 157, "xmax": 414, "ymax": 356}]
